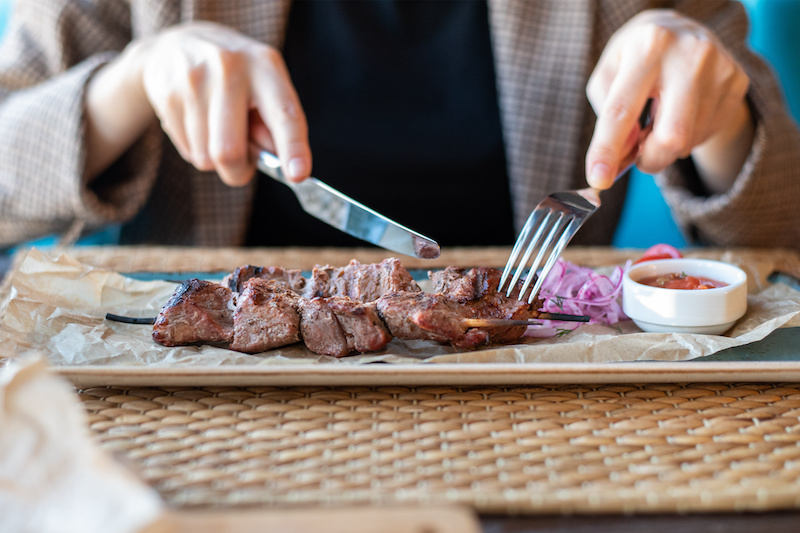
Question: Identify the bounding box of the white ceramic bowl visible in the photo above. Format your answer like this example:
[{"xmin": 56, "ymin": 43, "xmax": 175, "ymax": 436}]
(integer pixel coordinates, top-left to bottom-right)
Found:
[{"xmin": 622, "ymin": 258, "xmax": 748, "ymax": 335}]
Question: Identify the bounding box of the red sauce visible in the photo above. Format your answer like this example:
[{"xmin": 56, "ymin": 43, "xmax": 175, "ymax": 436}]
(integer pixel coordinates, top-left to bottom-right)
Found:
[{"xmin": 637, "ymin": 272, "xmax": 728, "ymax": 290}]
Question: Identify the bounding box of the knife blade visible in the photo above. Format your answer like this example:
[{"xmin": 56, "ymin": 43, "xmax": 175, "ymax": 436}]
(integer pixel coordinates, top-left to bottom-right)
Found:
[{"xmin": 255, "ymin": 150, "xmax": 441, "ymax": 259}]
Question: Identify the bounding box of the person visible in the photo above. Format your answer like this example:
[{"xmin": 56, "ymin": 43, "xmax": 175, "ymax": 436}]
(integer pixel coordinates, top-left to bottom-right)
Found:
[{"xmin": 0, "ymin": 0, "xmax": 798, "ymax": 250}]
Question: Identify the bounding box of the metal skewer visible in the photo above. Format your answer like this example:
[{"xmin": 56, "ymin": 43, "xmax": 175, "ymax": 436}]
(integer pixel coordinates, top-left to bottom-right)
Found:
[
  {"xmin": 105, "ymin": 313, "xmax": 156, "ymax": 325},
  {"xmin": 462, "ymin": 313, "xmax": 590, "ymax": 328}
]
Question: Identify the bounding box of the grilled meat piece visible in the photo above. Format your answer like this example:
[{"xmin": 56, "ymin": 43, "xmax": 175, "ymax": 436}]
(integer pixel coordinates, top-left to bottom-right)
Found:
[
  {"xmin": 377, "ymin": 292, "xmax": 466, "ymax": 342},
  {"xmin": 430, "ymin": 266, "xmax": 543, "ymax": 344},
  {"xmin": 223, "ymin": 265, "xmax": 306, "ymax": 294},
  {"xmin": 303, "ymin": 258, "xmax": 421, "ymax": 301},
  {"xmin": 230, "ymin": 279, "xmax": 302, "ymax": 353},
  {"xmin": 327, "ymin": 297, "xmax": 393, "ymax": 354},
  {"xmin": 377, "ymin": 292, "xmax": 493, "ymax": 349},
  {"xmin": 430, "ymin": 266, "xmax": 541, "ymax": 307},
  {"xmin": 299, "ymin": 297, "xmax": 350, "ymax": 358},
  {"xmin": 152, "ymin": 279, "xmax": 234, "ymax": 346},
  {"xmin": 299, "ymin": 297, "xmax": 393, "ymax": 357}
]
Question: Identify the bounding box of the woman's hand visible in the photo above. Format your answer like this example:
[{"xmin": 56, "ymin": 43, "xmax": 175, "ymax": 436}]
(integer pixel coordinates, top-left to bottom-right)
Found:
[
  {"xmin": 585, "ymin": 9, "xmax": 754, "ymax": 194},
  {"xmin": 85, "ymin": 22, "xmax": 311, "ymax": 186}
]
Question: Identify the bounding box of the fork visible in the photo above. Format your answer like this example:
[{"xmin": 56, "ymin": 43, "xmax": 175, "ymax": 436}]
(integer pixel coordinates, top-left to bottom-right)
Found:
[
  {"xmin": 498, "ymin": 187, "xmax": 602, "ymax": 303},
  {"xmin": 499, "ymin": 100, "xmax": 654, "ymax": 303}
]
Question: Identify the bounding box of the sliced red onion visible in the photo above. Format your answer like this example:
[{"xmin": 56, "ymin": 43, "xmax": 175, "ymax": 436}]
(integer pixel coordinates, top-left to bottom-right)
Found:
[{"xmin": 524, "ymin": 258, "xmax": 631, "ymax": 337}]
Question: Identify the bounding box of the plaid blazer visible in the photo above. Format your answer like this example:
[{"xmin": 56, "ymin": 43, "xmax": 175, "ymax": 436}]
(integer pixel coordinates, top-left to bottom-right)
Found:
[{"xmin": 1, "ymin": 0, "xmax": 799, "ymax": 248}]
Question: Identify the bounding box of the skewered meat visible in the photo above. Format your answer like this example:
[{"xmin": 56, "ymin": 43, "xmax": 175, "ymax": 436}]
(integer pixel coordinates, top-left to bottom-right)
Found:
[
  {"xmin": 223, "ymin": 265, "xmax": 306, "ymax": 294},
  {"xmin": 430, "ymin": 266, "xmax": 539, "ymax": 312},
  {"xmin": 303, "ymin": 258, "xmax": 421, "ymax": 301},
  {"xmin": 151, "ymin": 259, "xmax": 544, "ymax": 355},
  {"xmin": 223, "ymin": 258, "xmax": 421, "ymax": 301},
  {"xmin": 299, "ymin": 297, "xmax": 350, "ymax": 357},
  {"xmin": 376, "ymin": 292, "xmax": 490, "ymax": 349},
  {"xmin": 299, "ymin": 297, "xmax": 393, "ymax": 357},
  {"xmin": 327, "ymin": 297, "xmax": 393, "ymax": 353},
  {"xmin": 221, "ymin": 258, "xmax": 414, "ymax": 356},
  {"xmin": 230, "ymin": 279, "xmax": 301, "ymax": 353},
  {"xmin": 376, "ymin": 292, "xmax": 468, "ymax": 342},
  {"xmin": 430, "ymin": 266, "xmax": 542, "ymax": 344},
  {"xmin": 152, "ymin": 279, "xmax": 234, "ymax": 346}
]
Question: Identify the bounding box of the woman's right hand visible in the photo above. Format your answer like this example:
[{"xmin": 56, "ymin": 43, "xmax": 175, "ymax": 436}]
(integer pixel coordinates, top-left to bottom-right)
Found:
[
  {"xmin": 584, "ymin": 10, "xmax": 752, "ymax": 194},
  {"xmin": 85, "ymin": 22, "xmax": 311, "ymax": 186}
]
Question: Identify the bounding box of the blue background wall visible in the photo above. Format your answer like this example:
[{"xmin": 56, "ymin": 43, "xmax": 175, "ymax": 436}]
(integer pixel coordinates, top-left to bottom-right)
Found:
[{"xmin": 0, "ymin": 0, "xmax": 9, "ymax": 34}]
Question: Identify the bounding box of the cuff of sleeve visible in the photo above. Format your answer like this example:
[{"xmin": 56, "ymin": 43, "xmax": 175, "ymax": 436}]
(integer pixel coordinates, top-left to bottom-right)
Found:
[
  {"xmin": 655, "ymin": 104, "xmax": 797, "ymax": 247},
  {"xmin": 0, "ymin": 52, "xmax": 162, "ymax": 244}
]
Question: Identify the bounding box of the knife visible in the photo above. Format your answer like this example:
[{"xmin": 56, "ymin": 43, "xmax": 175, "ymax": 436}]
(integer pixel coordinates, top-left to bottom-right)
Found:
[{"xmin": 255, "ymin": 150, "xmax": 441, "ymax": 259}]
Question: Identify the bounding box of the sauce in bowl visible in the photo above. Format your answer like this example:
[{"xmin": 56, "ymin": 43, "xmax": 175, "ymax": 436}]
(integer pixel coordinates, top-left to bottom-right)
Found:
[
  {"xmin": 623, "ymin": 258, "xmax": 747, "ymax": 334},
  {"xmin": 637, "ymin": 272, "xmax": 728, "ymax": 290}
]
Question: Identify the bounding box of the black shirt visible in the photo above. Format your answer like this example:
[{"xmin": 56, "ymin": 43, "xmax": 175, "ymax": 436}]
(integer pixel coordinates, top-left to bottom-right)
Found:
[{"xmin": 247, "ymin": 0, "xmax": 515, "ymax": 247}]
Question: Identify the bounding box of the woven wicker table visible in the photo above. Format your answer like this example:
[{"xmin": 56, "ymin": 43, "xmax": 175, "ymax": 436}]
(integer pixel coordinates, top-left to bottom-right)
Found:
[
  {"xmin": 80, "ymin": 381, "xmax": 800, "ymax": 515},
  {"xmin": 9, "ymin": 245, "xmax": 800, "ymax": 531}
]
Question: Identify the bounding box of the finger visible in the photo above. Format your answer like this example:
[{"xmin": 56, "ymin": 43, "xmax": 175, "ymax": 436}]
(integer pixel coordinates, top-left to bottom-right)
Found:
[
  {"xmin": 142, "ymin": 53, "xmax": 195, "ymax": 164},
  {"xmin": 617, "ymin": 122, "xmax": 645, "ymax": 175},
  {"xmin": 145, "ymin": 73, "xmax": 195, "ymax": 162},
  {"xmin": 585, "ymin": 39, "xmax": 623, "ymax": 113},
  {"xmin": 247, "ymin": 110, "xmax": 277, "ymax": 178},
  {"xmin": 637, "ymin": 77, "xmax": 699, "ymax": 174},
  {"xmin": 585, "ymin": 61, "xmax": 658, "ymax": 189},
  {"xmin": 182, "ymin": 63, "xmax": 213, "ymax": 171},
  {"xmin": 635, "ymin": 38, "xmax": 710, "ymax": 174},
  {"xmin": 207, "ymin": 50, "xmax": 255, "ymax": 187},
  {"xmin": 250, "ymin": 48, "xmax": 311, "ymax": 182},
  {"xmin": 688, "ymin": 56, "xmax": 750, "ymax": 150},
  {"xmin": 248, "ymin": 109, "xmax": 276, "ymax": 153},
  {"xmin": 157, "ymin": 97, "xmax": 194, "ymax": 163}
]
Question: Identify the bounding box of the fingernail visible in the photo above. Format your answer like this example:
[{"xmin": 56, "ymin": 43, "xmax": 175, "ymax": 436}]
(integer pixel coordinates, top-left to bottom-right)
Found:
[
  {"xmin": 286, "ymin": 157, "xmax": 306, "ymax": 181},
  {"xmin": 589, "ymin": 162, "xmax": 612, "ymax": 189}
]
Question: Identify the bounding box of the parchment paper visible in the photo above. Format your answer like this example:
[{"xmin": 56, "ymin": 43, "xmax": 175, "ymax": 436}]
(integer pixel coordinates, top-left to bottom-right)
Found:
[
  {"xmin": 1, "ymin": 248, "xmax": 800, "ymax": 368},
  {"xmin": 0, "ymin": 353, "xmax": 163, "ymax": 533}
]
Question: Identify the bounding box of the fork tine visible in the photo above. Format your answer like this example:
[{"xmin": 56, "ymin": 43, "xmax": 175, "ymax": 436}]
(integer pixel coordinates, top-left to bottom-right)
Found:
[
  {"xmin": 502, "ymin": 187, "xmax": 600, "ymax": 305},
  {"xmin": 525, "ymin": 216, "xmax": 582, "ymax": 303},
  {"xmin": 505, "ymin": 210, "xmax": 557, "ymax": 297},
  {"xmin": 499, "ymin": 209, "xmax": 539, "ymax": 292},
  {"xmin": 517, "ymin": 213, "xmax": 569, "ymax": 301}
]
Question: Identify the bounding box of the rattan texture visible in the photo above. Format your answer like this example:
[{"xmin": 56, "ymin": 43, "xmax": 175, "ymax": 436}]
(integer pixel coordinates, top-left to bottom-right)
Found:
[{"xmin": 79, "ymin": 383, "xmax": 800, "ymax": 514}]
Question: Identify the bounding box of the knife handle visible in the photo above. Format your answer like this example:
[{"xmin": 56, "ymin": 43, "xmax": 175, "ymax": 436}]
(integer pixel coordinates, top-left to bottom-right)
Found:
[{"xmin": 255, "ymin": 150, "xmax": 288, "ymax": 184}]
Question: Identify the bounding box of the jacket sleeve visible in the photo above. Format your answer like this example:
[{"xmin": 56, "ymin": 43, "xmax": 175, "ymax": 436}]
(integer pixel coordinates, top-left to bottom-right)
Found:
[
  {"xmin": 0, "ymin": 0, "xmax": 162, "ymax": 247},
  {"xmin": 657, "ymin": 0, "xmax": 800, "ymax": 249}
]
